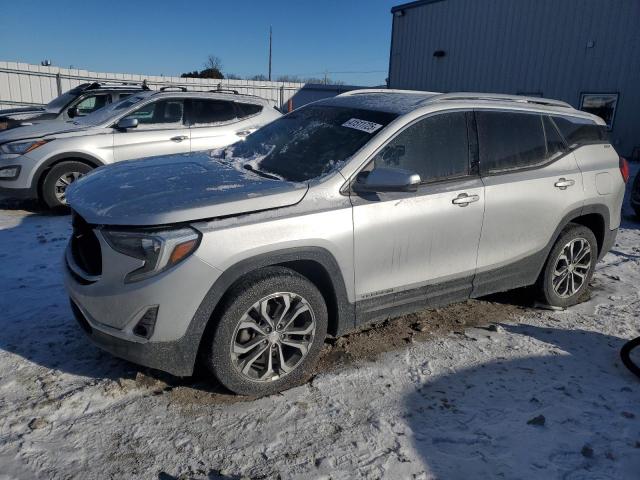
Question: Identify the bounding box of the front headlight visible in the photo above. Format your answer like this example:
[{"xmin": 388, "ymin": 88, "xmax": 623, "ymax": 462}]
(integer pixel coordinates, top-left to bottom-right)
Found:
[
  {"xmin": 0, "ymin": 139, "xmax": 50, "ymax": 155},
  {"xmin": 102, "ymin": 227, "xmax": 201, "ymax": 283}
]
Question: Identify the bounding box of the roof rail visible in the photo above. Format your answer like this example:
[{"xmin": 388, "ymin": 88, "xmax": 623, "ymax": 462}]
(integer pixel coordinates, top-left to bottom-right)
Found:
[
  {"xmin": 431, "ymin": 92, "xmax": 572, "ymax": 108},
  {"xmin": 209, "ymin": 87, "xmax": 239, "ymax": 95},
  {"xmin": 84, "ymin": 81, "xmax": 148, "ymax": 91},
  {"xmin": 159, "ymin": 86, "xmax": 187, "ymax": 92},
  {"xmin": 338, "ymin": 88, "xmax": 440, "ymax": 97}
]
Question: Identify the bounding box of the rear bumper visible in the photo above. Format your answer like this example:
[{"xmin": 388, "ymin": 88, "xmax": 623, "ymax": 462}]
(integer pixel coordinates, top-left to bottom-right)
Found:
[{"xmin": 70, "ymin": 298, "xmax": 197, "ymax": 376}]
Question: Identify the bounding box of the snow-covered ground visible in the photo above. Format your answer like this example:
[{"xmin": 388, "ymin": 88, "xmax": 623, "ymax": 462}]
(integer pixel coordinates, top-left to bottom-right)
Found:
[{"xmin": 0, "ymin": 168, "xmax": 639, "ymax": 479}]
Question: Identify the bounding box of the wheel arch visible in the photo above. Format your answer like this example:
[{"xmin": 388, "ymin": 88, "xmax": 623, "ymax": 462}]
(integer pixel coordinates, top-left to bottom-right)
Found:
[
  {"xmin": 186, "ymin": 247, "xmax": 355, "ymax": 373},
  {"xmin": 34, "ymin": 152, "xmax": 104, "ymax": 196}
]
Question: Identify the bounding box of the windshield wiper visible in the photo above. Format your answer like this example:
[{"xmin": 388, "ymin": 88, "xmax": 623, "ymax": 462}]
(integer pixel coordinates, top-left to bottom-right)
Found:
[{"xmin": 243, "ymin": 164, "xmax": 281, "ymax": 181}]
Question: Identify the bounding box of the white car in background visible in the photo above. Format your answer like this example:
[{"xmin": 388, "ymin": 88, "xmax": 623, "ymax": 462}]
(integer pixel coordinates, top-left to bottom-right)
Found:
[{"xmin": 0, "ymin": 87, "xmax": 281, "ymax": 208}]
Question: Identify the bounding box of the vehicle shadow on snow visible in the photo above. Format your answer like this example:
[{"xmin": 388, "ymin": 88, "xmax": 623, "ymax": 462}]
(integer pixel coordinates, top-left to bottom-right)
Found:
[{"xmin": 404, "ymin": 324, "xmax": 640, "ymax": 479}]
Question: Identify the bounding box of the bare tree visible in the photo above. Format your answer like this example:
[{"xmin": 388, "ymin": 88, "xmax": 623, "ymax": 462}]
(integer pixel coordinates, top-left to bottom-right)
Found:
[{"xmin": 204, "ymin": 55, "xmax": 223, "ymax": 72}]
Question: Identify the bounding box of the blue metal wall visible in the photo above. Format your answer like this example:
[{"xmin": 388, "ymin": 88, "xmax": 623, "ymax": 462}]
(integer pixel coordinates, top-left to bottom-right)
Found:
[{"xmin": 389, "ymin": 0, "xmax": 640, "ymax": 157}]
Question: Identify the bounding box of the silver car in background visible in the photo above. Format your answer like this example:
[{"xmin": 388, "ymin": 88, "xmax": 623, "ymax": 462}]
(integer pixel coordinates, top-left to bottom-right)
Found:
[
  {"xmin": 0, "ymin": 87, "xmax": 281, "ymax": 207},
  {"xmin": 64, "ymin": 90, "xmax": 627, "ymax": 396}
]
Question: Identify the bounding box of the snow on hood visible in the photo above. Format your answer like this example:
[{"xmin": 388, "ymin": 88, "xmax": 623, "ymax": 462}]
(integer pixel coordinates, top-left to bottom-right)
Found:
[
  {"xmin": 0, "ymin": 119, "xmax": 90, "ymax": 144},
  {"xmin": 66, "ymin": 151, "xmax": 309, "ymax": 226}
]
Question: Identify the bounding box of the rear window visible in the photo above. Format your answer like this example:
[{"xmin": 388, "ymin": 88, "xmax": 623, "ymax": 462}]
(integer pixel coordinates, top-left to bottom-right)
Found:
[
  {"xmin": 477, "ymin": 111, "xmax": 549, "ymax": 173},
  {"xmin": 551, "ymin": 116, "xmax": 609, "ymax": 147}
]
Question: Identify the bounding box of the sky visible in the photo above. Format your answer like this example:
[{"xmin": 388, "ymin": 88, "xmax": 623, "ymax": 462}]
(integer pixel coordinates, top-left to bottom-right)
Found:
[{"xmin": 0, "ymin": 0, "xmax": 401, "ymax": 86}]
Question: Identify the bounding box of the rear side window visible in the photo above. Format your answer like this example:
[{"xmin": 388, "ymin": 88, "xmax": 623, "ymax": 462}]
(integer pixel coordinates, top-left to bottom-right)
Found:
[
  {"xmin": 551, "ymin": 116, "xmax": 609, "ymax": 148},
  {"xmin": 373, "ymin": 111, "xmax": 469, "ymax": 182},
  {"xmin": 190, "ymin": 99, "xmax": 237, "ymax": 125},
  {"xmin": 477, "ymin": 111, "xmax": 550, "ymax": 173},
  {"xmin": 236, "ymin": 102, "xmax": 263, "ymax": 118}
]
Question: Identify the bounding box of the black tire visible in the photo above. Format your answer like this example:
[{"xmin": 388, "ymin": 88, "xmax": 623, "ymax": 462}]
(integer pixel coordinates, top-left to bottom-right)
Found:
[
  {"xmin": 536, "ymin": 223, "xmax": 598, "ymax": 308},
  {"xmin": 203, "ymin": 266, "xmax": 328, "ymax": 396},
  {"xmin": 41, "ymin": 161, "xmax": 93, "ymax": 209},
  {"xmin": 634, "ymin": 206, "xmax": 640, "ymax": 220}
]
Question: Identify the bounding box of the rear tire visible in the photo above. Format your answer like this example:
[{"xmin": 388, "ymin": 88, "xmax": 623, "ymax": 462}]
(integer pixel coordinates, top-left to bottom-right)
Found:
[
  {"xmin": 536, "ymin": 223, "xmax": 598, "ymax": 308},
  {"xmin": 203, "ymin": 267, "xmax": 328, "ymax": 396},
  {"xmin": 41, "ymin": 161, "xmax": 92, "ymax": 209}
]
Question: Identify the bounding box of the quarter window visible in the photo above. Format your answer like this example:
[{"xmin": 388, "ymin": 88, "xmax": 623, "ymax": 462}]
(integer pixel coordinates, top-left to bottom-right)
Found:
[
  {"xmin": 190, "ymin": 99, "xmax": 237, "ymax": 125},
  {"xmin": 580, "ymin": 93, "xmax": 618, "ymax": 129},
  {"xmin": 236, "ymin": 102, "xmax": 263, "ymax": 118},
  {"xmin": 477, "ymin": 111, "xmax": 549, "ymax": 173},
  {"xmin": 552, "ymin": 116, "xmax": 608, "ymax": 147},
  {"xmin": 124, "ymin": 99, "xmax": 184, "ymax": 127},
  {"xmin": 373, "ymin": 112, "xmax": 469, "ymax": 182}
]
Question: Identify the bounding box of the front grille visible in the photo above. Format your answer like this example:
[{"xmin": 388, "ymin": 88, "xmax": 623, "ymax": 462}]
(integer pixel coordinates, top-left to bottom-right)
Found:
[{"xmin": 70, "ymin": 212, "xmax": 102, "ymax": 276}]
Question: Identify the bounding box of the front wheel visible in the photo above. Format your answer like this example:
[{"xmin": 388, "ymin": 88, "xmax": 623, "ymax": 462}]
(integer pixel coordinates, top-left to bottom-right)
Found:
[
  {"xmin": 203, "ymin": 267, "xmax": 328, "ymax": 396},
  {"xmin": 41, "ymin": 161, "xmax": 92, "ymax": 209},
  {"xmin": 536, "ymin": 224, "xmax": 598, "ymax": 308}
]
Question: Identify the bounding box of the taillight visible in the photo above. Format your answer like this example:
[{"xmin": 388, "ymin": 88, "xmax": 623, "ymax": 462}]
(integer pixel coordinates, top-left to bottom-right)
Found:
[{"xmin": 620, "ymin": 156, "xmax": 630, "ymax": 183}]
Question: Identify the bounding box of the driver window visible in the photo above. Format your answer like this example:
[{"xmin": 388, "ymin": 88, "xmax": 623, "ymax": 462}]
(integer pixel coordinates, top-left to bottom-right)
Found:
[
  {"xmin": 372, "ymin": 111, "xmax": 470, "ymax": 182},
  {"xmin": 123, "ymin": 99, "xmax": 185, "ymax": 129},
  {"xmin": 75, "ymin": 94, "xmax": 110, "ymax": 115}
]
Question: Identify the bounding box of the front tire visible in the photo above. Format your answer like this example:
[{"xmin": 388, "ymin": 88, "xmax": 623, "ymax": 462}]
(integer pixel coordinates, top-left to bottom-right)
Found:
[
  {"xmin": 536, "ymin": 223, "xmax": 598, "ymax": 308},
  {"xmin": 204, "ymin": 267, "xmax": 328, "ymax": 396},
  {"xmin": 41, "ymin": 161, "xmax": 92, "ymax": 209}
]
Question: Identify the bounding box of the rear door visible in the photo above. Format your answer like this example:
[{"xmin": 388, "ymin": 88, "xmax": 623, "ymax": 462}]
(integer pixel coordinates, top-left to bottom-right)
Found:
[
  {"xmin": 112, "ymin": 98, "xmax": 190, "ymax": 162},
  {"xmin": 473, "ymin": 110, "xmax": 584, "ymax": 296},
  {"xmin": 187, "ymin": 99, "xmax": 258, "ymax": 152}
]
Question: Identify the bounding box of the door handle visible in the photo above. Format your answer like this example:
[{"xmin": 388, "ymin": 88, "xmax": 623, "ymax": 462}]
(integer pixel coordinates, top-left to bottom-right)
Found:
[
  {"xmin": 452, "ymin": 193, "xmax": 480, "ymax": 207},
  {"xmin": 170, "ymin": 135, "xmax": 188, "ymax": 142},
  {"xmin": 236, "ymin": 130, "xmax": 254, "ymax": 137},
  {"xmin": 554, "ymin": 178, "xmax": 575, "ymax": 190}
]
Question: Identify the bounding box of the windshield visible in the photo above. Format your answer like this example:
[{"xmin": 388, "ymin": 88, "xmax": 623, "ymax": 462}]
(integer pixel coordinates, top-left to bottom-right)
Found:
[
  {"xmin": 44, "ymin": 90, "xmax": 80, "ymax": 113},
  {"xmin": 214, "ymin": 105, "xmax": 398, "ymax": 182},
  {"xmin": 74, "ymin": 93, "xmax": 152, "ymax": 126}
]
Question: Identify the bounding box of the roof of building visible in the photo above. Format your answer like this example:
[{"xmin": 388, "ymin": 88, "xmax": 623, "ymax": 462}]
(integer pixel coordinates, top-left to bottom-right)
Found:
[{"xmin": 391, "ymin": 0, "xmax": 445, "ymax": 14}]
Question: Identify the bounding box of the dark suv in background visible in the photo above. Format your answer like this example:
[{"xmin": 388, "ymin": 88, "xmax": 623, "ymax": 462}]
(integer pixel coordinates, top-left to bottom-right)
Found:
[{"xmin": 0, "ymin": 82, "xmax": 149, "ymax": 131}]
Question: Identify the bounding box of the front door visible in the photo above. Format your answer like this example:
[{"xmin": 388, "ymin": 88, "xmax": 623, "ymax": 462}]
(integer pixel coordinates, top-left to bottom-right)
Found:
[
  {"xmin": 113, "ymin": 98, "xmax": 190, "ymax": 162},
  {"xmin": 351, "ymin": 111, "xmax": 485, "ymax": 323}
]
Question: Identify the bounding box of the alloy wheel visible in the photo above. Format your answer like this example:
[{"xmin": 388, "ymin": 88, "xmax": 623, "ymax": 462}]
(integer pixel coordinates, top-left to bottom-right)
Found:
[
  {"xmin": 552, "ymin": 237, "xmax": 592, "ymax": 298},
  {"xmin": 230, "ymin": 292, "xmax": 316, "ymax": 382},
  {"xmin": 54, "ymin": 171, "xmax": 84, "ymax": 204}
]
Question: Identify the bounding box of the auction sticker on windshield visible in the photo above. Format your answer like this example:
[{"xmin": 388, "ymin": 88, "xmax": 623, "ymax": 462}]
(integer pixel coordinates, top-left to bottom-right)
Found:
[{"xmin": 342, "ymin": 118, "xmax": 383, "ymax": 134}]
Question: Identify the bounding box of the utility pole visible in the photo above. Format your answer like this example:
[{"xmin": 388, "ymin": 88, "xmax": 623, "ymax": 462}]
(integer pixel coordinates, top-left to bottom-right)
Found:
[{"xmin": 268, "ymin": 26, "xmax": 272, "ymax": 81}]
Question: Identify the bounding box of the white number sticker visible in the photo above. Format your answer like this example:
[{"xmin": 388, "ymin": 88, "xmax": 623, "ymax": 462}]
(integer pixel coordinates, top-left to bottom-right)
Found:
[{"xmin": 342, "ymin": 118, "xmax": 383, "ymax": 134}]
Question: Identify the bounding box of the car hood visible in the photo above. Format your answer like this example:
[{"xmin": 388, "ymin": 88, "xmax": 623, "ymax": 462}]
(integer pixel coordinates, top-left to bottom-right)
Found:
[
  {"xmin": 0, "ymin": 120, "xmax": 90, "ymax": 144},
  {"xmin": 0, "ymin": 106, "xmax": 45, "ymax": 117},
  {"xmin": 66, "ymin": 152, "xmax": 309, "ymax": 226}
]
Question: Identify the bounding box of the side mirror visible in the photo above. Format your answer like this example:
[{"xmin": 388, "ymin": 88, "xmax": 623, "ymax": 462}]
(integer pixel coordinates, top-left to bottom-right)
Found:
[
  {"xmin": 67, "ymin": 107, "xmax": 79, "ymax": 118},
  {"xmin": 115, "ymin": 117, "xmax": 139, "ymax": 130},
  {"xmin": 353, "ymin": 167, "xmax": 421, "ymax": 193}
]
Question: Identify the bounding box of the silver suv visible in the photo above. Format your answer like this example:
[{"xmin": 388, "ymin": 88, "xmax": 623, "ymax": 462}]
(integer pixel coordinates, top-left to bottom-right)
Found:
[
  {"xmin": 0, "ymin": 81, "xmax": 148, "ymax": 131},
  {"xmin": 64, "ymin": 90, "xmax": 627, "ymax": 396},
  {"xmin": 0, "ymin": 88, "xmax": 280, "ymax": 207}
]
